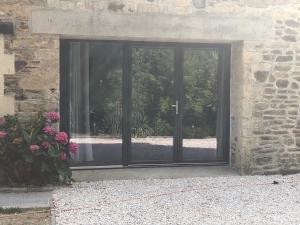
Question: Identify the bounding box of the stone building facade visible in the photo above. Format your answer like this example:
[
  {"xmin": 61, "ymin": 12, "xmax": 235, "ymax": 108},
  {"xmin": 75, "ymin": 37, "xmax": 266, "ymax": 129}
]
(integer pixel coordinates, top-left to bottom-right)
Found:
[{"xmin": 1, "ymin": 0, "xmax": 300, "ymax": 175}]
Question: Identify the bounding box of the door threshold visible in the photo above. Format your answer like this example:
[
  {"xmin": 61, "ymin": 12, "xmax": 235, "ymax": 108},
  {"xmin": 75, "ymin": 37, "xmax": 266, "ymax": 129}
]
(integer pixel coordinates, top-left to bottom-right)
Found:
[
  {"xmin": 71, "ymin": 162, "xmax": 228, "ymax": 170},
  {"xmin": 71, "ymin": 165, "xmax": 124, "ymax": 170},
  {"xmin": 128, "ymin": 162, "xmax": 228, "ymax": 168},
  {"xmin": 71, "ymin": 164, "xmax": 238, "ymax": 181}
]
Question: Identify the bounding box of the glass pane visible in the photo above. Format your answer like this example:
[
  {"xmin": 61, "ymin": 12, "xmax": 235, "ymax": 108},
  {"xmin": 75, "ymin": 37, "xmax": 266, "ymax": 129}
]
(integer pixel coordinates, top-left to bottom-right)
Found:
[
  {"xmin": 131, "ymin": 47, "xmax": 175, "ymax": 162},
  {"xmin": 69, "ymin": 42, "xmax": 123, "ymax": 165},
  {"xmin": 182, "ymin": 48, "xmax": 219, "ymax": 161}
]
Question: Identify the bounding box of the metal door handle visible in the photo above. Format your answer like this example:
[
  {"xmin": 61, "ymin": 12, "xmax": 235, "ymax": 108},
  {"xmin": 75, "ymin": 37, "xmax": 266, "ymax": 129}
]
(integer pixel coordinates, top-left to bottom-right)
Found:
[{"xmin": 172, "ymin": 100, "xmax": 179, "ymax": 115}]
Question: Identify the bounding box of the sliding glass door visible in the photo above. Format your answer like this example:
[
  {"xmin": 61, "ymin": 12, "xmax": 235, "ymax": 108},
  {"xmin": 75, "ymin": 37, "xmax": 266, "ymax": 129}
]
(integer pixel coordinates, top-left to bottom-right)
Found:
[
  {"xmin": 60, "ymin": 40, "xmax": 230, "ymax": 166},
  {"xmin": 181, "ymin": 48, "xmax": 229, "ymax": 162},
  {"xmin": 61, "ymin": 41, "xmax": 124, "ymax": 166},
  {"xmin": 130, "ymin": 47, "xmax": 176, "ymax": 163}
]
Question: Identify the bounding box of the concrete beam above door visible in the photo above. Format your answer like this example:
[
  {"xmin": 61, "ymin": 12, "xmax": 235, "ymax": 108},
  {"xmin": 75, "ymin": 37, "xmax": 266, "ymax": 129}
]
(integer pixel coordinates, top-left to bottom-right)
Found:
[{"xmin": 30, "ymin": 9, "xmax": 273, "ymax": 42}]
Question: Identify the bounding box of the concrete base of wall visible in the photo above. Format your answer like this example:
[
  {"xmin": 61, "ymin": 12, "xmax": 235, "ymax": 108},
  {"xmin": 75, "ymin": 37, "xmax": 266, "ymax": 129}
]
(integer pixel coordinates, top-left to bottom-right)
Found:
[
  {"xmin": 72, "ymin": 166, "xmax": 239, "ymax": 182},
  {"xmin": 0, "ymin": 192, "xmax": 52, "ymax": 208}
]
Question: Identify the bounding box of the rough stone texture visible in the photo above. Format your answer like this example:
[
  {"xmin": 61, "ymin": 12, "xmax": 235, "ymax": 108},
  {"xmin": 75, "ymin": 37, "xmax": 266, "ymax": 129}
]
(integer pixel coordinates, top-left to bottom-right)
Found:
[
  {"xmin": 0, "ymin": 0, "xmax": 59, "ymax": 119},
  {"xmin": 1, "ymin": 0, "xmax": 300, "ymax": 175}
]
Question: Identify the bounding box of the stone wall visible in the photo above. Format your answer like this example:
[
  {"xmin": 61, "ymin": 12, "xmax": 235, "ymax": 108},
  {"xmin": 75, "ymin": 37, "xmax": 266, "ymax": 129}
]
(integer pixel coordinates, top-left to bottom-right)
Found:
[
  {"xmin": 0, "ymin": 1, "xmax": 59, "ymax": 119},
  {"xmin": 247, "ymin": 12, "xmax": 300, "ymax": 174},
  {"xmin": 1, "ymin": 0, "xmax": 300, "ymax": 174}
]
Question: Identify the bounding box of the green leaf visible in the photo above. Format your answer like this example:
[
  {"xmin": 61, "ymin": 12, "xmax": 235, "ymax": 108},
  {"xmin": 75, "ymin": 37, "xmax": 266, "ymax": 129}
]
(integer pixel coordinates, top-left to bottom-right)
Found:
[
  {"xmin": 22, "ymin": 130, "xmax": 31, "ymax": 143},
  {"xmin": 48, "ymin": 146, "xmax": 59, "ymax": 158},
  {"xmin": 41, "ymin": 162, "xmax": 50, "ymax": 172},
  {"xmin": 23, "ymin": 154, "xmax": 34, "ymax": 163}
]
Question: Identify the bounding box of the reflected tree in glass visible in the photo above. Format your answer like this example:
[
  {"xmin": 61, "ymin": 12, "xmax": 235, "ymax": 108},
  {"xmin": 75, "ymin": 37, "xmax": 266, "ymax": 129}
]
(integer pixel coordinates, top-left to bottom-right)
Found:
[
  {"xmin": 131, "ymin": 48, "xmax": 175, "ymax": 138},
  {"xmin": 183, "ymin": 49, "xmax": 218, "ymax": 139}
]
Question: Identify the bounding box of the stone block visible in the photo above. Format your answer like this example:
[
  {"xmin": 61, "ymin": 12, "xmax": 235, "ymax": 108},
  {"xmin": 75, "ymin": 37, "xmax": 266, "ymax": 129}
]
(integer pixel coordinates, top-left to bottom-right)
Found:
[
  {"xmin": 254, "ymin": 71, "xmax": 269, "ymax": 82},
  {"xmin": 276, "ymin": 79, "xmax": 289, "ymax": 88},
  {"xmin": 274, "ymin": 66, "xmax": 292, "ymax": 72},
  {"xmin": 276, "ymin": 55, "xmax": 293, "ymax": 62},
  {"xmin": 282, "ymin": 35, "xmax": 297, "ymax": 42},
  {"xmin": 192, "ymin": 0, "xmax": 206, "ymax": 9},
  {"xmin": 0, "ymin": 54, "xmax": 14, "ymax": 75},
  {"xmin": 285, "ymin": 20, "xmax": 300, "ymax": 28},
  {"xmin": 0, "ymin": 34, "xmax": 15, "ymax": 115},
  {"xmin": 0, "ymin": 96, "xmax": 14, "ymax": 116}
]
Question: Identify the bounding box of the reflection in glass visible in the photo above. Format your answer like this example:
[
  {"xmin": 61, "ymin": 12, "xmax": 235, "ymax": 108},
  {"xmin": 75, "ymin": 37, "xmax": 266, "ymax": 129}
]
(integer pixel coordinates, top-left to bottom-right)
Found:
[
  {"xmin": 131, "ymin": 47, "xmax": 175, "ymax": 162},
  {"xmin": 66, "ymin": 41, "xmax": 228, "ymax": 165},
  {"xmin": 69, "ymin": 42, "xmax": 123, "ymax": 165},
  {"xmin": 182, "ymin": 48, "xmax": 219, "ymax": 161}
]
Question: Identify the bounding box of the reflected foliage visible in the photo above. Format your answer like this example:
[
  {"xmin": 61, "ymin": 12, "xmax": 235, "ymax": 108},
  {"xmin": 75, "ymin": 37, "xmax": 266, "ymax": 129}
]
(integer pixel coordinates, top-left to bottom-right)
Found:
[
  {"xmin": 132, "ymin": 48, "xmax": 174, "ymax": 137},
  {"xmin": 183, "ymin": 49, "xmax": 218, "ymax": 138},
  {"xmin": 89, "ymin": 43, "xmax": 123, "ymax": 137},
  {"xmin": 89, "ymin": 45, "xmax": 218, "ymax": 139}
]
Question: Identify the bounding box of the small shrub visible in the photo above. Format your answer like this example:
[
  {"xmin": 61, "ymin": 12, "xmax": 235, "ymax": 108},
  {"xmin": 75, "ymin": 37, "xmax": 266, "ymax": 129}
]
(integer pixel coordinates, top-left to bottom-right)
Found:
[{"xmin": 0, "ymin": 112, "xmax": 78, "ymax": 185}]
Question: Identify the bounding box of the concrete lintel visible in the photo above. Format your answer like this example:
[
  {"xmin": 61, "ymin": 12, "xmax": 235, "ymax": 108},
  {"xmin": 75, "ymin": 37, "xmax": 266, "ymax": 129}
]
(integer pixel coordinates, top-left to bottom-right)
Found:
[{"xmin": 30, "ymin": 9, "xmax": 273, "ymax": 42}]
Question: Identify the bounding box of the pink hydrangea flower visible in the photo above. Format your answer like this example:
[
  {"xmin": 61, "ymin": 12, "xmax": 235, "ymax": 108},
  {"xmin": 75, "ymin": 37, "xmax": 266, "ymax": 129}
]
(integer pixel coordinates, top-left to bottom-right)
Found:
[
  {"xmin": 43, "ymin": 126, "xmax": 57, "ymax": 135},
  {"xmin": 45, "ymin": 112, "xmax": 60, "ymax": 122},
  {"xmin": 55, "ymin": 132, "xmax": 68, "ymax": 144},
  {"xmin": 0, "ymin": 131, "xmax": 7, "ymax": 138},
  {"xmin": 68, "ymin": 142, "xmax": 79, "ymax": 154},
  {"xmin": 59, "ymin": 152, "xmax": 67, "ymax": 161},
  {"xmin": 29, "ymin": 144, "xmax": 40, "ymax": 152},
  {"xmin": 41, "ymin": 141, "xmax": 50, "ymax": 149},
  {"xmin": 0, "ymin": 117, "xmax": 6, "ymax": 126}
]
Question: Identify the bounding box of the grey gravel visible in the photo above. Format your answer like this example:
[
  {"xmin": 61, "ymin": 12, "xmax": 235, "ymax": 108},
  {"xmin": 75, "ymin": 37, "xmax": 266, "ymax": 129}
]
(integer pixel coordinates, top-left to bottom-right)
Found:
[{"xmin": 53, "ymin": 174, "xmax": 300, "ymax": 225}]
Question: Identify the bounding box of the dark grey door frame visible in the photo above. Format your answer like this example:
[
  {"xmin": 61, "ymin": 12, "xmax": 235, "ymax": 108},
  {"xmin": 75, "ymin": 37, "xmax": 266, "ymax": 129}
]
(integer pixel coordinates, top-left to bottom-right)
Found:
[
  {"xmin": 60, "ymin": 39, "xmax": 231, "ymax": 166},
  {"xmin": 174, "ymin": 46, "xmax": 183, "ymax": 163}
]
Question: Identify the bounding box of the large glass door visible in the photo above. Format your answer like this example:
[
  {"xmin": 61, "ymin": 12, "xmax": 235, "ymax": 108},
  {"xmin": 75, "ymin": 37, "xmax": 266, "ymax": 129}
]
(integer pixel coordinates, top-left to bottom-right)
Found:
[
  {"xmin": 60, "ymin": 40, "xmax": 230, "ymax": 166},
  {"xmin": 64, "ymin": 41, "xmax": 123, "ymax": 166},
  {"xmin": 129, "ymin": 46, "xmax": 176, "ymax": 163},
  {"xmin": 127, "ymin": 45, "xmax": 230, "ymax": 164},
  {"xmin": 181, "ymin": 48, "xmax": 228, "ymax": 163}
]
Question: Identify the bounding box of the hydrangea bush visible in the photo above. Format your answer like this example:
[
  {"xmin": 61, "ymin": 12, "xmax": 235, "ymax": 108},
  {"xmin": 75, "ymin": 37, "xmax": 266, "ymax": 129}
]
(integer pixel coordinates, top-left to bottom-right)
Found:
[{"xmin": 0, "ymin": 112, "xmax": 78, "ymax": 185}]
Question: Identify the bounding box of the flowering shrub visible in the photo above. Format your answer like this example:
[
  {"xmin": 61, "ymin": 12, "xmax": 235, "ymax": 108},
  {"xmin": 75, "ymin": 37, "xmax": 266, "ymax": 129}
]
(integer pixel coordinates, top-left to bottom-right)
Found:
[{"xmin": 0, "ymin": 112, "xmax": 78, "ymax": 185}]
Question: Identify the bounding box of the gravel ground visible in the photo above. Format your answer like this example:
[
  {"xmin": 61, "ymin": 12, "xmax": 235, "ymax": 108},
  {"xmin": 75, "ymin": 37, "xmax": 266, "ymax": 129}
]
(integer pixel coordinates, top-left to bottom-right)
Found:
[{"xmin": 53, "ymin": 174, "xmax": 300, "ymax": 225}]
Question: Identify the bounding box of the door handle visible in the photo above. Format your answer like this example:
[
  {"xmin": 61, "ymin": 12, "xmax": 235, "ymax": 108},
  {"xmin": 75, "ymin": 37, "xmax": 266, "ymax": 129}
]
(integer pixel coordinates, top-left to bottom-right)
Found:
[{"xmin": 172, "ymin": 100, "xmax": 179, "ymax": 115}]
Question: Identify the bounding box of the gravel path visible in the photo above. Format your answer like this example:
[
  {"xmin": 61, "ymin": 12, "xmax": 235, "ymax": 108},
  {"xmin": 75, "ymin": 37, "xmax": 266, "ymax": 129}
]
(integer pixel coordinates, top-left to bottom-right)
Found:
[{"xmin": 53, "ymin": 174, "xmax": 300, "ymax": 225}]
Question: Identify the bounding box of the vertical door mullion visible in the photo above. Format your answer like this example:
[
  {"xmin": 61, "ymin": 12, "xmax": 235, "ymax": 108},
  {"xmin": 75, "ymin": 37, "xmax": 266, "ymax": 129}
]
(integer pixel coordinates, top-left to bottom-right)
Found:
[
  {"xmin": 122, "ymin": 43, "xmax": 132, "ymax": 166},
  {"xmin": 216, "ymin": 47, "xmax": 225, "ymax": 161},
  {"xmin": 223, "ymin": 46, "xmax": 231, "ymax": 162},
  {"xmin": 215, "ymin": 46, "xmax": 231, "ymax": 163},
  {"xmin": 174, "ymin": 46, "xmax": 184, "ymax": 163}
]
